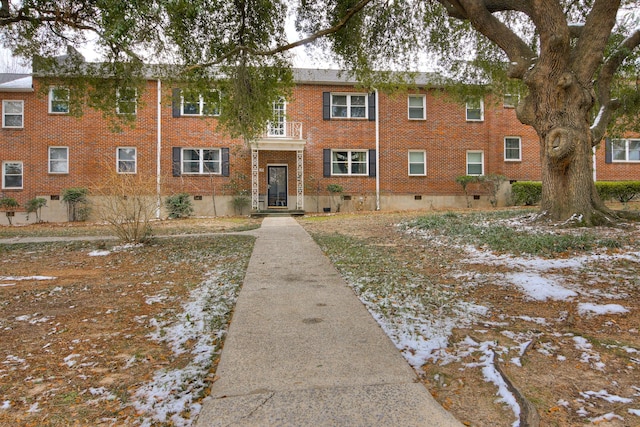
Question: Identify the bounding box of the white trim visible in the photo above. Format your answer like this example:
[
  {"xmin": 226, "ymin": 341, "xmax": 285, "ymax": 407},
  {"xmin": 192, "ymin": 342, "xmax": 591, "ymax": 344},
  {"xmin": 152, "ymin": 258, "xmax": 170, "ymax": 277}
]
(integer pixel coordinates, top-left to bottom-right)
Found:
[
  {"xmin": 504, "ymin": 136, "xmax": 522, "ymax": 162},
  {"xmin": 408, "ymin": 150, "xmax": 427, "ymax": 176},
  {"xmin": 116, "ymin": 146, "xmax": 137, "ymax": 174},
  {"xmin": 2, "ymin": 100, "xmax": 24, "ymax": 128},
  {"xmin": 330, "ymin": 149, "xmax": 369, "ymax": 176},
  {"xmin": 611, "ymin": 138, "xmax": 640, "ymax": 163},
  {"xmin": 181, "ymin": 147, "xmax": 222, "ymax": 175},
  {"xmin": 48, "ymin": 146, "xmax": 69, "ymax": 174},
  {"xmin": 330, "ymin": 93, "xmax": 368, "ymax": 119},
  {"xmin": 116, "ymin": 88, "xmax": 137, "ymax": 115},
  {"xmin": 2, "ymin": 161, "xmax": 23, "ymax": 189},
  {"xmin": 180, "ymin": 90, "xmax": 221, "ymax": 116},
  {"xmin": 408, "ymin": 95, "xmax": 426, "ymax": 120},
  {"xmin": 48, "ymin": 87, "xmax": 70, "ymax": 114},
  {"xmin": 466, "ymin": 150, "xmax": 484, "ymax": 176},
  {"xmin": 466, "ymin": 98, "xmax": 484, "ymax": 122}
]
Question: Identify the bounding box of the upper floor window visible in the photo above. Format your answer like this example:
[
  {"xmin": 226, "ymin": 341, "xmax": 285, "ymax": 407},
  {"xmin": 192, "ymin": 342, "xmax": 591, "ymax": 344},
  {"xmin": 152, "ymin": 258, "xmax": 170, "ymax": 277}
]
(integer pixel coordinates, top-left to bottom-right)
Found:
[
  {"xmin": 503, "ymin": 93, "xmax": 518, "ymax": 108},
  {"xmin": 181, "ymin": 91, "xmax": 221, "ymax": 116},
  {"xmin": 331, "ymin": 150, "xmax": 368, "ymax": 175},
  {"xmin": 408, "ymin": 95, "xmax": 426, "ymax": 120},
  {"xmin": 49, "ymin": 88, "xmax": 70, "ymax": 114},
  {"xmin": 466, "ymin": 151, "xmax": 484, "ymax": 175},
  {"xmin": 49, "ymin": 147, "xmax": 69, "ymax": 173},
  {"xmin": 117, "ymin": 147, "xmax": 137, "ymax": 173},
  {"xmin": 182, "ymin": 148, "xmax": 221, "ymax": 174},
  {"xmin": 331, "ymin": 93, "xmax": 367, "ymax": 119},
  {"xmin": 408, "ymin": 150, "xmax": 426, "ymax": 175},
  {"xmin": 466, "ymin": 98, "xmax": 484, "ymax": 121},
  {"xmin": 2, "ymin": 100, "xmax": 23, "ymax": 128},
  {"xmin": 611, "ymin": 139, "xmax": 640, "ymax": 162},
  {"xmin": 2, "ymin": 161, "xmax": 23, "ymax": 189},
  {"xmin": 504, "ymin": 137, "xmax": 522, "ymax": 161},
  {"xmin": 116, "ymin": 88, "xmax": 137, "ymax": 115},
  {"xmin": 267, "ymin": 98, "xmax": 286, "ymax": 136}
]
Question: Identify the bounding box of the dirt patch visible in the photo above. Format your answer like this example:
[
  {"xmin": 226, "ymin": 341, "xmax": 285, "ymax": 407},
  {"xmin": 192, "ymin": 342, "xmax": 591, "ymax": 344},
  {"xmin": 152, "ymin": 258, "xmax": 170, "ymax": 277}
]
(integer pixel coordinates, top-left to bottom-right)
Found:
[
  {"xmin": 0, "ymin": 229, "xmax": 254, "ymax": 426},
  {"xmin": 299, "ymin": 209, "xmax": 640, "ymax": 427}
]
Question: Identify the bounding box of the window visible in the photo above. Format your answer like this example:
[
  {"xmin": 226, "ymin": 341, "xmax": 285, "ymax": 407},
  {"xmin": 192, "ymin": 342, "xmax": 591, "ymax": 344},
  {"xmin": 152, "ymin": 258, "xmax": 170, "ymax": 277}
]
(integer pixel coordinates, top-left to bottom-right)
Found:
[
  {"xmin": 466, "ymin": 151, "xmax": 484, "ymax": 175},
  {"xmin": 182, "ymin": 148, "xmax": 221, "ymax": 174},
  {"xmin": 408, "ymin": 151, "xmax": 426, "ymax": 175},
  {"xmin": 49, "ymin": 88, "xmax": 70, "ymax": 114},
  {"xmin": 116, "ymin": 88, "xmax": 137, "ymax": 115},
  {"xmin": 181, "ymin": 91, "xmax": 220, "ymax": 116},
  {"xmin": 503, "ymin": 94, "xmax": 518, "ymax": 108},
  {"xmin": 117, "ymin": 147, "xmax": 137, "ymax": 173},
  {"xmin": 504, "ymin": 137, "xmax": 522, "ymax": 161},
  {"xmin": 267, "ymin": 98, "xmax": 286, "ymax": 136},
  {"xmin": 3, "ymin": 100, "xmax": 23, "ymax": 128},
  {"xmin": 331, "ymin": 150, "xmax": 368, "ymax": 175},
  {"xmin": 2, "ymin": 161, "xmax": 23, "ymax": 189},
  {"xmin": 612, "ymin": 139, "xmax": 640, "ymax": 162},
  {"xmin": 408, "ymin": 95, "xmax": 426, "ymax": 120},
  {"xmin": 49, "ymin": 147, "xmax": 69, "ymax": 173},
  {"xmin": 331, "ymin": 94, "xmax": 367, "ymax": 119},
  {"xmin": 466, "ymin": 98, "xmax": 484, "ymax": 121}
]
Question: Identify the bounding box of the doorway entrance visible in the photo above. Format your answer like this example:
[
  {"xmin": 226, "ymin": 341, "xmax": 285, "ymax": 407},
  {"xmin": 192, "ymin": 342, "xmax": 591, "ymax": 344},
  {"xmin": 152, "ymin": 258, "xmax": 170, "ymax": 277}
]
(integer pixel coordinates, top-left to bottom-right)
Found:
[{"xmin": 267, "ymin": 165, "xmax": 288, "ymax": 208}]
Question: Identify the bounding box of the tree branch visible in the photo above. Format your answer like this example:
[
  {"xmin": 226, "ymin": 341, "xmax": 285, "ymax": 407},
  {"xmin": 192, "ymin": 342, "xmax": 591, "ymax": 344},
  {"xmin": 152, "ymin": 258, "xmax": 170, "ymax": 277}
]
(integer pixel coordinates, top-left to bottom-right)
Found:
[
  {"xmin": 591, "ymin": 28, "xmax": 640, "ymax": 144},
  {"xmin": 572, "ymin": 0, "xmax": 621, "ymax": 84},
  {"xmin": 185, "ymin": 0, "xmax": 374, "ymax": 71},
  {"xmin": 451, "ymin": 0, "xmax": 535, "ymax": 79}
]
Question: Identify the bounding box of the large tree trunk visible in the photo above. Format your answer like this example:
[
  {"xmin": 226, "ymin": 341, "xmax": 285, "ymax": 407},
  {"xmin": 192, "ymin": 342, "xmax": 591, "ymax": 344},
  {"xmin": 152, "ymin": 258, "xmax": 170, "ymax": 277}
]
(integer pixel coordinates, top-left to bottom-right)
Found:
[{"xmin": 518, "ymin": 66, "xmax": 613, "ymax": 226}]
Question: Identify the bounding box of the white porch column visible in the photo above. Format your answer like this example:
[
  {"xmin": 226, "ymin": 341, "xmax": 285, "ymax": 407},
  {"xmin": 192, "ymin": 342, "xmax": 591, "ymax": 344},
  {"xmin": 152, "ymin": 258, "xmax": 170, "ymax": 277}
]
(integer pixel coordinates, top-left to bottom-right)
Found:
[
  {"xmin": 296, "ymin": 149, "xmax": 304, "ymax": 210},
  {"xmin": 251, "ymin": 149, "xmax": 259, "ymax": 210}
]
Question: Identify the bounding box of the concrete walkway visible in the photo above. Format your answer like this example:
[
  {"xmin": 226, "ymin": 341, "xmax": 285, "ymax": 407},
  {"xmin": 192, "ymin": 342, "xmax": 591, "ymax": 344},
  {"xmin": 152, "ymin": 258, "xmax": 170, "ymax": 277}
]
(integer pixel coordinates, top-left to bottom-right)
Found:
[{"xmin": 195, "ymin": 217, "xmax": 462, "ymax": 426}]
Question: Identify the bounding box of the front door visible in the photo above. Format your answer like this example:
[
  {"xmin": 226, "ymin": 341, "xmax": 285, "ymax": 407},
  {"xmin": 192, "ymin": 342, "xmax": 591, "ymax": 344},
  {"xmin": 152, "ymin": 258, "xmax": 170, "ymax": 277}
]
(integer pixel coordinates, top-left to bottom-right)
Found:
[{"xmin": 268, "ymin": 166, "xmax": 287, "ymax": 208}]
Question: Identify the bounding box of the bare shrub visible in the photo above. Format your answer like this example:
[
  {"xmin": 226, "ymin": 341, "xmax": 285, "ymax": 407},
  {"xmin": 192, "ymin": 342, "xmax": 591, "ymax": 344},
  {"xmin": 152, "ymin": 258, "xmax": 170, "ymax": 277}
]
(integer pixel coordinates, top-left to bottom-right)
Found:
[{"xmin": 91, "ymin": 171, "xmax": 159, "ymax": 243}]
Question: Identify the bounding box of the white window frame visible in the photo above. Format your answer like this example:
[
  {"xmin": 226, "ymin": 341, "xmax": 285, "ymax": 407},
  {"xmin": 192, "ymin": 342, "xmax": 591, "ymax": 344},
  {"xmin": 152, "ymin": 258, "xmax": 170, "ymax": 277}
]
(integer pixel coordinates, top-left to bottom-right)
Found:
[
  {"xmin": 181, "ymin": 148, "xmax": 222, "ymax": 174},
  {"xmin": 503, "ymin": 93, "xmax": 518, "ymax": 108},
  {"xmin": 267, "ymin": 97, "xmax": 287, "ymax": 136},
  {"xmin": 408, "ymin": 150, "xmax": 426, "ymax": 176},
  {"xmin": 117, "ymin": 147, "xmax": 137, "ymax": 174},
  {"xmin": 181, "ymin": 90, "xmax": 221, "ymax": 116},
  {"xmin": 504, "ymin": 136, "xmax": 522, "ymax": 161},
  {"xmin": 330, "ymin": 93, "xmax": 368, "ymax": 119},
  {"xmin": 466, "ymin": 151, "xmax": 484, "ymax": 176},
  {"xmin": 49, "ymin": 87, "xmax": 70, "ymax": 114},
  {"xmin": 331, "ymin": 150, "xmax": 368, "ymax": 176},
  {"xmin": 48, "ymin": 146, "xmax": 69, "ymax": 174},
  {"xmin": 2, "ymin": 161, "xmax": 23, "ymax": 189},
  {"xmin": 2, "ymin": 100, "xmax": 24, "ymax": 128},
  {"xmin": 116, "ymin": 88, "xmax": 137, "ymax": 115},
  {"xmin": 408, "ymin": 95, "xmax": 426, "ymax": 120},
  {"xmin": 466, "ymin": 98, "xmax": 484, "ymax": 122},
  {"xmin": 611, "ymin": 139, "xmax": 640, "ymax": 163}
]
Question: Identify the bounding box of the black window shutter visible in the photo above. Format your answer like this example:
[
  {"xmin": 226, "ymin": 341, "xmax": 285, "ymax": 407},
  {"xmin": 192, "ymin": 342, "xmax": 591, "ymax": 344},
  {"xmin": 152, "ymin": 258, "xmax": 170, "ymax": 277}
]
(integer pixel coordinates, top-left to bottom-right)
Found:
[
  {"xmin": 172, "ymin": 147, "xmax": 181, "ymax": 176},
  {"xmin": 222, "ymin": 148, "xmax": 230, "ymax": 177},
  {"xmin": 322, "ymin": 92, "xmax": 331, "ymax": 120},
  {"xmin": 323, "ymin": 149, "xmax": 331, "ymax": 177},
  {"xmin": 605, "ymin": 138, "xmax": 612, "ymax": 164},
  {"xmin": 172, "ymin": 89, "xmax": 181, "ymax": 118},
  {"xmin": 368, "ymin": 149, "xmax": 376, "ymax": 177},
  {"xmin": 368, "ymin": 92, "xmax": 376, "ymax": 121}
]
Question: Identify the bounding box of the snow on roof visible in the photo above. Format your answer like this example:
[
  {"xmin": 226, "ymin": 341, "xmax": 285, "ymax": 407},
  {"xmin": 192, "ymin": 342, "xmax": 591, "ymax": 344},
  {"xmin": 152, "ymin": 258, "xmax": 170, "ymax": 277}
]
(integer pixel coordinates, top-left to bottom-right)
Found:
[{"xmin": 0, "ymin": 74, "xmax": 33, "ymax": 92}]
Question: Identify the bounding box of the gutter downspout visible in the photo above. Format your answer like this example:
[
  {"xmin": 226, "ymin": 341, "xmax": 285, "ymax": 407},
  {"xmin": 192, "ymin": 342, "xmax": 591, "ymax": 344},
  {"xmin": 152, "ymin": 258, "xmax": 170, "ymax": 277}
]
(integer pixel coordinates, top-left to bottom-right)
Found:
[
  {"xmin": 375, "ymin": 89, "xmax": 380, "ymax": 210},
  {"xmin": 156, "ymin": 79, "xmax": 162, "ymax": 218}
]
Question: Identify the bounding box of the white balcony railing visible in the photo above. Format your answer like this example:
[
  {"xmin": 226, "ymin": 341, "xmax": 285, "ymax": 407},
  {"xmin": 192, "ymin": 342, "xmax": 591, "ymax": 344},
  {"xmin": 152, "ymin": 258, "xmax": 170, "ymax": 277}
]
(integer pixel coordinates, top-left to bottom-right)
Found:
[{"xmin": 264, "ymin": 121, "xmax": 303, "ymax": 139}]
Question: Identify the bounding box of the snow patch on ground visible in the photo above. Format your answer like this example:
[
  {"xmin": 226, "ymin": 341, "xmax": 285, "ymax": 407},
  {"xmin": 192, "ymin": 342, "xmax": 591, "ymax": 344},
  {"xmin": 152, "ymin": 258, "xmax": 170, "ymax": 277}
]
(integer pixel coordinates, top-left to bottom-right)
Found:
[
  {"xmin": 130, "ymin": 271, "xmax": 240, "ymax": 427},
  {"xmin": 577, "ymin": 302, "xmax": 629, "ymax": 316}
]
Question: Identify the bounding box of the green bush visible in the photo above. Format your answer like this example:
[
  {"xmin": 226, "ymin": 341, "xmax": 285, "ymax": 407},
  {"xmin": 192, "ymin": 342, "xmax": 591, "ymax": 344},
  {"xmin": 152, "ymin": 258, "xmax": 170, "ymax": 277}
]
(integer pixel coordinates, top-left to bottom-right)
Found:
[
  {"xmin": 62, "ymin": 187, "xmax": 91, "ymax": 221},
  {"xmin": 165, "ymin": 193, "xmax": 194, "ymax": 219},
  {"xmin": 0, "ymin": 197, "xmax": 19, "ymax": 225},
  {"xmin": 511, "ymin": 181, "xmax": 542, "ymax": 206},
  {"xmin": 25, "ymin": 197, "xmax": 47, "ymax": 222},
  {"xmin": 595, "ymin": 181, "xmax": 640, "ymax": 203}
]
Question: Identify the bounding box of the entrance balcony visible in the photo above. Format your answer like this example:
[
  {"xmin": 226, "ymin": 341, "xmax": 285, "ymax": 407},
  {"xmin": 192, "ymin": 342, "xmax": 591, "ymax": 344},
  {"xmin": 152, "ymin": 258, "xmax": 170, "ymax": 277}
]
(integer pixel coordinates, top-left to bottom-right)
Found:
[{"xmin": 253, "ymin": 122, "xmax": 306, "ymax": 151}]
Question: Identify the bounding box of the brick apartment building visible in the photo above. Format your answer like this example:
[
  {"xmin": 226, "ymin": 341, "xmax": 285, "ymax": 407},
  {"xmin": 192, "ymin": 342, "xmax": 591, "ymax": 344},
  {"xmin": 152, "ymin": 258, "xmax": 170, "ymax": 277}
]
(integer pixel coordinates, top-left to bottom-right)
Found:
[{"xmin": 0, "ymin": 68, "xmax": 637, "ymax": 224}]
